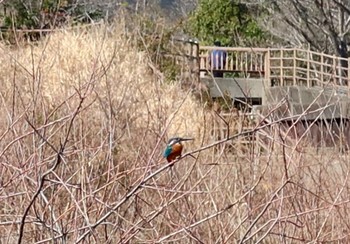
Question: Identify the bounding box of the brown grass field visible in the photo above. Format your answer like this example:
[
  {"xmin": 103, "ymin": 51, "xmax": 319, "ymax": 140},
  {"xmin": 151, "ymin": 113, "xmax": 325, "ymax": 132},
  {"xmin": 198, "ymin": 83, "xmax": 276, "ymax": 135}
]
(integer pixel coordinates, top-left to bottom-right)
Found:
[{"xmin": 1, "ymin": 21, "xmax": 350, "ymax": 243}]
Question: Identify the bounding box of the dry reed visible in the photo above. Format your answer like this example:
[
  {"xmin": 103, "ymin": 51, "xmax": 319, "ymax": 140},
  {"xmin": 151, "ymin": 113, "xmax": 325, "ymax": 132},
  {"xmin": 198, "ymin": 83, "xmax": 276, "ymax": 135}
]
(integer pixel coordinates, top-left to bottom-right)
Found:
[{"xmin": 0, "ymin": 21, "xmax": 350, "ymax": 243}]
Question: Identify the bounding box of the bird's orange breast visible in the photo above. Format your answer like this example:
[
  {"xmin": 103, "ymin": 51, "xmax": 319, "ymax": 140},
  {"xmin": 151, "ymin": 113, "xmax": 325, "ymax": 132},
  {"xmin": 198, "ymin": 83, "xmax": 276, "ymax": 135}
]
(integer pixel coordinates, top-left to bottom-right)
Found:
[
  {"xmin": 172, "ymin": 143, "xmax": 183, "ymax": 154},
  {"xmin": 166, "ymin": 143, "xmax": 183, "ymax": 162}
]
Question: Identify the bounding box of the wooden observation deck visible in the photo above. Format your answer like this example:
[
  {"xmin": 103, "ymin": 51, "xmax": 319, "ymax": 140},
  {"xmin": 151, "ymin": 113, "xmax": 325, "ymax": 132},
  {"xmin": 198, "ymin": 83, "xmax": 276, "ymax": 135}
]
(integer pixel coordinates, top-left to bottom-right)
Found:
[
  {"xmin": 165, "ymin": 38, "xmax": 350, "ymax": 147},
  {"xmin": 181, "ymin": 44, "xmax": 350, "ymax": 148}
]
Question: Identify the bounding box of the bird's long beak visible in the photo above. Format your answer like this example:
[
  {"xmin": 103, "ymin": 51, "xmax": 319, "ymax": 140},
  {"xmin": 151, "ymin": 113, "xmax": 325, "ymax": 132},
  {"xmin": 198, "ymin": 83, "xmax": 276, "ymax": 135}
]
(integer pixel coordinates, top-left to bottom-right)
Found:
[{"xmin": 180, "ymin": 138, "xmax": 194, "ymax": 142}]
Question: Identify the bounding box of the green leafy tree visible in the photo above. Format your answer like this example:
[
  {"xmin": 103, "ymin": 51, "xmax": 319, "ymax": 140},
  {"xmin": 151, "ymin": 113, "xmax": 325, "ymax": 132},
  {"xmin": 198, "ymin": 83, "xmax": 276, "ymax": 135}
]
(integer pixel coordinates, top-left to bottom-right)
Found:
[{"xmin": 185, "ymin": 0, "xmax": 266, "ymax": 46}]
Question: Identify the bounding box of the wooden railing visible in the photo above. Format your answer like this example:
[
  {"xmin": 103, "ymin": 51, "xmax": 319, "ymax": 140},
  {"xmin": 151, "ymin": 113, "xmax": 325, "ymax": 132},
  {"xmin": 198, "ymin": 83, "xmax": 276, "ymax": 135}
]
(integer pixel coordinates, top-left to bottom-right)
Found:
[
  {"xmin": 199, "ymin": 46, "xmax": 350, "ymax": 88},
  {"xmin": 199, "ymin": 46, "xmax": 266, "ymax": 76}
]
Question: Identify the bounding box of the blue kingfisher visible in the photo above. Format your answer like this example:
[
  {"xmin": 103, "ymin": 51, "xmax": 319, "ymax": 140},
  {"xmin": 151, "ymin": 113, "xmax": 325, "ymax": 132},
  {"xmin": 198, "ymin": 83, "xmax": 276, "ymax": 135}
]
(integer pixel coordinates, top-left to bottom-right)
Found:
[{"xmin": 163, "ymin": 137, "xmax": 194, "ymax": 163}]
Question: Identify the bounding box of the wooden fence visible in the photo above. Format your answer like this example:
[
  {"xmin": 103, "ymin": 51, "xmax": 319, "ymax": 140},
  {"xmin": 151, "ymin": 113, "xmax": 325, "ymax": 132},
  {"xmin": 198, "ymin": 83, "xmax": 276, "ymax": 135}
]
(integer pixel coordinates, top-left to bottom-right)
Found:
[{"xmin": 199, "ymin": 46, "xmax": 350, "ymax": 88}]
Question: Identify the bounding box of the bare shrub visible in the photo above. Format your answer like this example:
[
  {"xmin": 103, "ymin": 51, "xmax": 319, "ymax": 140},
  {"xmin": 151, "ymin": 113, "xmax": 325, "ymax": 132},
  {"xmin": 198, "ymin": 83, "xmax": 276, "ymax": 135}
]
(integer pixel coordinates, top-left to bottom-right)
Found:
[{"xmin": 1, "ymin": 21, "xmax": 350, "ymax": 243}]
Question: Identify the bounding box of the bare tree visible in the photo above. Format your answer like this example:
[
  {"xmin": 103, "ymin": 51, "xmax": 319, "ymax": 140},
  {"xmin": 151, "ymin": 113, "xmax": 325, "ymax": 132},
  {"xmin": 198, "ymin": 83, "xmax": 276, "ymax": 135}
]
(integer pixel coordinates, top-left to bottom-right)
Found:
[
  {"xmin": 246, "ymin": 0, "xmax": 350, "ymax": 58},
  {"xmin": 172, "ymin": 0, "xmax": 198, "ymax": 18}
]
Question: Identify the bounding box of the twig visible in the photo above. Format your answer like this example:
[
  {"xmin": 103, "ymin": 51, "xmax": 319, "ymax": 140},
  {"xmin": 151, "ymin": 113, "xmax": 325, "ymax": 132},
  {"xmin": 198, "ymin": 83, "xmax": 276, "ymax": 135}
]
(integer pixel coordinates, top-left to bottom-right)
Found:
[{"xmin": 17, "ymin": 91, "xmax": 86, "ymax": 243}]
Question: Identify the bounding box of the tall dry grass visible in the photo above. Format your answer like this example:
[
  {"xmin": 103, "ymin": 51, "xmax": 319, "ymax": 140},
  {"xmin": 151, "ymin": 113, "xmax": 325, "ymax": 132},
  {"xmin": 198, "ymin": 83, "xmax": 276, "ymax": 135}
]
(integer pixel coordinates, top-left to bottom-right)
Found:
[{"xmin": 0, "ymin": 21, "xmax": 350, "ymax": 243}]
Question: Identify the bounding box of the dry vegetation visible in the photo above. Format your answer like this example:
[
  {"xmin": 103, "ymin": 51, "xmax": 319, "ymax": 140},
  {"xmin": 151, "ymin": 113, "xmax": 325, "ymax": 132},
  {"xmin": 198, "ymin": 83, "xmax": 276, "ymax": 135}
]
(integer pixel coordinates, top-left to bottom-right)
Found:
[{"xmin": 1, "ymin": 21, "xmax": 350, "ymax": 243}]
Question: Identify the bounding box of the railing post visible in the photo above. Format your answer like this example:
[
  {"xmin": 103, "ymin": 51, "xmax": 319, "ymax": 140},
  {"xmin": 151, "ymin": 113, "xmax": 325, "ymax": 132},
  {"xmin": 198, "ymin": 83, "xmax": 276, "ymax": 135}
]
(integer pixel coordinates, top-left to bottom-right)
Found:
[
  {"xmin": 199, "ymin": 46, "xmax": 209, "ymax": 78},
  {"xmin": 348, "ymin": 58, "xmax": 350, "ymax": 90},
  {"xmin": 280, "ymin": 49, "xmax": 284, "ymax": 86},
  {"xmin": 293, "ymin": 49, "xmax": 296, "ymax": 86},
  {"xmin": 307, "ymin": 49, "xmax": 310, "ymax": 87},
  {"xmin": 264, "ymin": 48, "xmax": 270, "ymax": 86},
  {"xmin": 193, "ymin": 41, "xmax": 200, "ymax": 83},
  {"xmin": 333, "ymin": 56, "xmax": 336, "ymax": 84},
  {"xmin": 320, "ymin": 53, "xmax": 324, "ymax": 87},
  {"xmin": 245, "ymin": 52, "xmax": 248, "ymax": 74}
]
